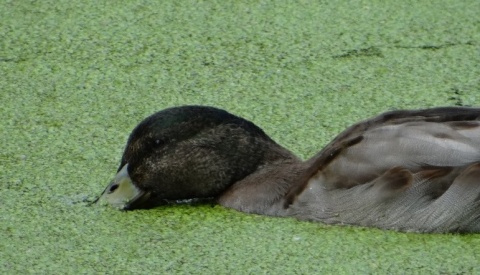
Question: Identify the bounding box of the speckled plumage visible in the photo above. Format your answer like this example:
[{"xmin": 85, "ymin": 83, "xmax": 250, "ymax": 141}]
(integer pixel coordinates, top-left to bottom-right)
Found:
[{"xmin": 98, "ymin": 105, "xmax": 480, "ymax": 233}]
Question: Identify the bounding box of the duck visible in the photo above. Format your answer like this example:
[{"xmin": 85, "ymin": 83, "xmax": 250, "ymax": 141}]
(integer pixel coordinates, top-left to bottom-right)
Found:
[{"xmin": 96, "ymin": 105, "xmax": 480, "ymax": 233}]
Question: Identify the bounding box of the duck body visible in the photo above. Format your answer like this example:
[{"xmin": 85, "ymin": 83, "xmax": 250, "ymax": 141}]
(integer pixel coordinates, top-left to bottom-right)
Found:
[{"xmin": 97, "ymin": 106, "xmax": 480, "ymax": 233}]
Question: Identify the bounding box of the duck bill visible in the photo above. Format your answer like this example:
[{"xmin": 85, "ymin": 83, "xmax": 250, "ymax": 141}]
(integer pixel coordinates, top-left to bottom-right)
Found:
[{"xmin": 96, "ymin": 164, "xmax": 150, "ymax": 210}]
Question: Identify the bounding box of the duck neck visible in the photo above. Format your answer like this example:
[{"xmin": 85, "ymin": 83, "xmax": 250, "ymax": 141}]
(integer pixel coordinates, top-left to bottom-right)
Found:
[{"xmin": 218, "ymin": 152, "xmax": 305, "ymax": 216}]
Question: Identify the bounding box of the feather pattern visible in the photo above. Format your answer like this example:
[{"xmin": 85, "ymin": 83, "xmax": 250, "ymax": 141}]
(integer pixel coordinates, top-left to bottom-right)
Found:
[{"xmin": 220, "ymin": 107, "xmax": 480, "ymax": 232}]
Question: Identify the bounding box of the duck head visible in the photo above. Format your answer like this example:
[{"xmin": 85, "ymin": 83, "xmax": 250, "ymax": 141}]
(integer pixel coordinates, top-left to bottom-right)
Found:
[{"xmin": 96, "ymin": 105, "xmax": 296, "ymax": 210}]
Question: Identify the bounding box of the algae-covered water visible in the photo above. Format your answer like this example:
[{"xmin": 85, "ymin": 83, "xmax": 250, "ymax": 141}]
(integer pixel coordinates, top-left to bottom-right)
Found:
[{"xmin": 1, "ymin": 0, "xmax": 479, "ymax": 273}]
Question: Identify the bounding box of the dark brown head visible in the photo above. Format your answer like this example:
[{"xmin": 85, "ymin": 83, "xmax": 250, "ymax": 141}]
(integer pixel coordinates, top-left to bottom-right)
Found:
[{"xmin": 97, "ymin": 105, "xmax": 291, "ymax": 210}]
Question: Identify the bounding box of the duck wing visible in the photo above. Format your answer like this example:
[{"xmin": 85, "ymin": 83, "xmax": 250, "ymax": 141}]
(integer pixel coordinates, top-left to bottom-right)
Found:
[{"xmin": 286, "ymin": 107, "xmax": 480, "ymax": 233}]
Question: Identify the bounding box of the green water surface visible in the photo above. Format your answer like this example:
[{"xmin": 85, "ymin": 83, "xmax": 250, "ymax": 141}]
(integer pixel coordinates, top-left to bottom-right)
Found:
[{"xmin": 1, "ymin": 0, "xmax": 479, "ymax": 273}]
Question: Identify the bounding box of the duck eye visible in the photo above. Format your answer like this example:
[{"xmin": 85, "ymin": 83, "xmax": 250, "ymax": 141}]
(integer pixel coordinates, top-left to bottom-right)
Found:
[
  {"xmin": 108, "ymin": 184, "xmax": 119, "ymax": 193},
  {"xmin": 153, "ymin": 139, "xmax": 165, "ymax": 146}
]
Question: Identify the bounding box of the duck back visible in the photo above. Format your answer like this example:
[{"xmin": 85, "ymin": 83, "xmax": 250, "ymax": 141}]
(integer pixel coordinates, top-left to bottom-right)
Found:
[{"xmin": 285, "ymin": 107, "xmax": 480, "ymax": 233}]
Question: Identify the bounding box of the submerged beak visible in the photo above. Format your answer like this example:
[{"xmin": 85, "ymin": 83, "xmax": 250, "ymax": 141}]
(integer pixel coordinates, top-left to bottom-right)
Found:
[{"xmin": 96, "ymin": 164, "xmax": 149, "ymax": 210}]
